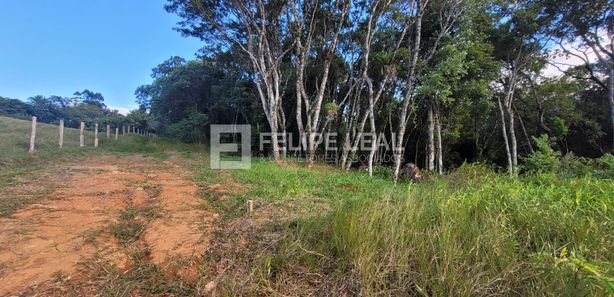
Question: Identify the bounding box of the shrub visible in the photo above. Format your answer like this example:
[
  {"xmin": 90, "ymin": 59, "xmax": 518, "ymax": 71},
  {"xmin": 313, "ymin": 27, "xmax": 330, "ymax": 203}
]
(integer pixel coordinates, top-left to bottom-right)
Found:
[
  {"xmin": 592, "ymin": 154, "xmax": 614, "ymax": 179},
  {"xmin": 523, "ymin": 134, "xmax": 560, "ymax": 173}
]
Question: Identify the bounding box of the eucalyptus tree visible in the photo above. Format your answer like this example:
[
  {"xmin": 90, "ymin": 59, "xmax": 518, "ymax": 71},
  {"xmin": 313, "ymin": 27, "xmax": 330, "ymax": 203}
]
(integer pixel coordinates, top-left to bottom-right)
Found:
[
  {"xmin": 335, "ymin": 0, "xmax": 411, "ymax": 174},
  {"xmin": 166, "ymin": 0, "xmax": 293, "ymax": 160},
  {"xmin": 489, "ymin": 0, "xmax": 547, "ymax": 175},
  {"xmin": 391, "ymin": 0, "xmax": 467, "ymax": 181},
  {"xmin": 290, "ymin": 0, "xmax": 349, "ymax": 167}
]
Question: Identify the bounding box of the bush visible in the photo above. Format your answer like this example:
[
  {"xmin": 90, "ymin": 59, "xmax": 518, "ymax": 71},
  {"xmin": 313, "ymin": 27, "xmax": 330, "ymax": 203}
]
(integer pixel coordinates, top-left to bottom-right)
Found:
[
  {"xmin": 591, "ymin": 154, "xmax": 614, "ymax": 179},
  {"xmin": 523, "ymin": 135, "xmax": 560, "ymax": 173},
  {"xmin": 523, "ymin": 135, "xmax": 613, "ymax": 179}
]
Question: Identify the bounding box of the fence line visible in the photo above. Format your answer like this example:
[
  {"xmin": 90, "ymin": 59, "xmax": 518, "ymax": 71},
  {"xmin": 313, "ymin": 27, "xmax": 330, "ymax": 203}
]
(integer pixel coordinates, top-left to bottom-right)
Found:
[{"xmin": 26, "ymin": 118, "xmax": 157, "ymax": 153}]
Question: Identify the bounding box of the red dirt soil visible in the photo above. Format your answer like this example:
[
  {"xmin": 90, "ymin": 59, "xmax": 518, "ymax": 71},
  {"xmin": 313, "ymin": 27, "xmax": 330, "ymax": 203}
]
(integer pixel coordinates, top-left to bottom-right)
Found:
[{"xmin": 0, "ymin": 155, "xmax": 214, "ymax": 295}]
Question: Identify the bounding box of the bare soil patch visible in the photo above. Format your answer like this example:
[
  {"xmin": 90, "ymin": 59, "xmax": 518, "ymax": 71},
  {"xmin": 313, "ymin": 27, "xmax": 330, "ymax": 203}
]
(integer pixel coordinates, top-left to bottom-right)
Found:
[{"xmin": 0, "ymin": 154, "xmax": 215, "ymax": 296}]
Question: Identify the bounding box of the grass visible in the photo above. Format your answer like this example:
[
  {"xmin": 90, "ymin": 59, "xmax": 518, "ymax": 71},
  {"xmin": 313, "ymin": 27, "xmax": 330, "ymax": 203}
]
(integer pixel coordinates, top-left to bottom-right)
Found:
[
  {"xmin": 0, "ymin": 115, "xmax": 198, "ymax": 168},
  {"xmin": 109, "ymin": 205, "xmax": 160, "ymax": 244},
  {"xmin": 331, "ymin": 166, "xmax": 614, "ymax": 296},
  {"xmin": 213, "ymin": 160, "xmax": 614, "ymax": 296},
  {"xmin": 232, "ymin": 157, "xmax": 406, "ymax": 215}
]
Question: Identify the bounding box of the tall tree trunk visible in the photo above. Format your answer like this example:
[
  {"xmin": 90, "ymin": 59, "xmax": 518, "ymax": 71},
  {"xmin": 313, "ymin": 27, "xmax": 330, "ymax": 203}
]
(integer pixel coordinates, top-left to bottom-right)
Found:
[
  {"xmin": 292, "ymin": 0, "xmax": 348, "ymax": 168},
  {"xmin": 609, "ymin": 68, "xmax": 614, "ymax": 148},
  {"xmin": 507, "ymin": 105, "xmax": 518, "ymax": 172},
  {"xmin": 392, "ymin": 1, "xmax": 423, "ymax": 182},
  {"xmin": 278, "ymin": 106, "xmax": 287, "ymax": 158},
  {"xmin": 516, "ymin": 108, "xmax": 534, "ymax": 154},
  {"xmin": 270, "ymin": 103, "xmax": 281, "ymax": 161},
  {"xmin": 498, "ymin": 96, "xmax": 513, "ymax": 176},
  {"xmin": 435, "ymin": 106, "xmax": 443, "ymax": 174},
  {"xmin": 427, "ymin": 105, "xmax": 435, "ymax": 171},
  {"xmin": 367, "ymin": 104, "xmax": 377, "ymax": 176}
]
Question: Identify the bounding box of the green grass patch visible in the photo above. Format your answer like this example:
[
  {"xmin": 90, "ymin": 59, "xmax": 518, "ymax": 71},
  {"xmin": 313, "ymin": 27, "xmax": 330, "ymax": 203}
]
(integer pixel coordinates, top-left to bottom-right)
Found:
[
  {"xmin": 232, "ymin": 157, "xmax": 406, "ymax": 213},
  {"xmin": 0, "ymin": 196, "xmax": 38, "ymax": 217},
  {"xmin": 110, "ymin": 206, "xmax": 160, "ymax": 244},
  {"xmin": 221, "ymin": 160, "xmax": 614, "ymax": 296}
]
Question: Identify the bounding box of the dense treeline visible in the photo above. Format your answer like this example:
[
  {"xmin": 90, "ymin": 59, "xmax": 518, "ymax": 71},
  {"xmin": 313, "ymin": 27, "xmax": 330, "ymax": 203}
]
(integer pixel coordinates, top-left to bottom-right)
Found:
[
  {"xmin": 0, "ymin": 90, "xmax": 152, "ymax": 131},
  {"xmin": 135, "ymin": 0, "xmax": 613, "ymax": 179}
]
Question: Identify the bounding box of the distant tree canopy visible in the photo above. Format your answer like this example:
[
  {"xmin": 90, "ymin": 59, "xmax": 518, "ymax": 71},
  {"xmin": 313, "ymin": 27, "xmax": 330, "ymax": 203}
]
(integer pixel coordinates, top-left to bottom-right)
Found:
[
  {"xmin": 0, "ymin": 90, "xmax": 140, "ymax": 130},
  {"xmin": 135, "ymin": 54, "xmax": 260, "ymax": 143},
  {"xmin": 148, "ymin": 0, "xmax": 614, "ymax": 178}
]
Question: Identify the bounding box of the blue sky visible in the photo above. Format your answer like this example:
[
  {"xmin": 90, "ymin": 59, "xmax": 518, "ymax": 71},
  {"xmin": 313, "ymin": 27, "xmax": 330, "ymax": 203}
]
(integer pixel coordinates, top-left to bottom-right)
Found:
[{"xmin": 0, "ymin": 0, "xmax": 203, "ymax": 114}]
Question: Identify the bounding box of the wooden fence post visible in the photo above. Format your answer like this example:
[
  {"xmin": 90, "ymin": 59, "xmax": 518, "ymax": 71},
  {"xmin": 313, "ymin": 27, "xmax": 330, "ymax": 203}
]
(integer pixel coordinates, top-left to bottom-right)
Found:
[
  {"xmin": 59, "ymin": 119, "xmax": 64, "ymax": 149},
  {"xmin": 128, "ymin": 125, "xmax": 131, "ymax": 134},
  {"xmin": 80, "ymin": 122, "xmax": 85, "ymax": 147},
  {"xmin": 94, "ymin": 123, "xmax": 99, "ymax": 147},
  {"xmin": 29, "ymin": 116, "xmax": 37, "ymax": 153},
  {"xmin": 115, "ymin": 127, "xmax": 119, "ymax": 140},
  {"xmin": 246, "ymin": 200, "xmax": 254, "ymax": 214},
  {"xmin": 106, "ymin": 124, "xmax": 110, "ymax": 138},
  {"xmin": 122, "ymin": 125, "xmax": 125, "ymax": 135}
]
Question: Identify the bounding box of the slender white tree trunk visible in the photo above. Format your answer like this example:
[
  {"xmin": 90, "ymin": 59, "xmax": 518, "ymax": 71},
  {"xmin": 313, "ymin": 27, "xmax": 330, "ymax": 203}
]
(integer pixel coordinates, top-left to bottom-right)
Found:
[
  {"xmin": 393, "ymin": 4, "xmax": 423, "ymax": 182},
  {"xmin": 507, "ymin": 105, "xmax": 517, "ymax": 171},
  {"xmin": 609, "ymin": 68, "xmax": 614, "ymax": 147},
  {"xmin": 498, "ymin": 96, "xmax": 513, "ymax": 176},
  {"xmin": 435, "ymin": 107, "xmax": 443, "ymax": 174},
  {"xmin": 427, "ymin": 105, "xmax": 435, "ymax": 171}
]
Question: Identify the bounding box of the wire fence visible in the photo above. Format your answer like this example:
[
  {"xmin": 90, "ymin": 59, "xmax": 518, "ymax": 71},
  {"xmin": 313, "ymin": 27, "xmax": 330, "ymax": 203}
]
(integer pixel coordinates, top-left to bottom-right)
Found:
[{"xmin": 26, "ymin": 116, "xmax": 156, "ymax": 154}]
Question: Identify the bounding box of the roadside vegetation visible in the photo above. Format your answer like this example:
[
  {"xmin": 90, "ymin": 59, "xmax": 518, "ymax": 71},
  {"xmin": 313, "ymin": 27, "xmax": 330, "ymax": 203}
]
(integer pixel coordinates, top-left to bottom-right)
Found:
[{"xmin": 197, "ymin": 141, "xmax": 614, "ymax": 296}]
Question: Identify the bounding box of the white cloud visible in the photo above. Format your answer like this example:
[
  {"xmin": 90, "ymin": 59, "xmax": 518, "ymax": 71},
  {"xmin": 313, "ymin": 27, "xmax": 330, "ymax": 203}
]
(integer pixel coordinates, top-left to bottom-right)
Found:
[{"xmin": 108, "ymin": 105, "xmax": 138, "ymax": 116}]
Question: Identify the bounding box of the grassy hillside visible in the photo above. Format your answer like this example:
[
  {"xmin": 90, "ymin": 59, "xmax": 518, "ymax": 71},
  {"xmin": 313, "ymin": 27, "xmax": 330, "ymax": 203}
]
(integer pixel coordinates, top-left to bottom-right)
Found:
[
  {"xmin": 0, "ymin": 115, "xmax": 194, "ymax": 166},
  {"xmin": 0, "ymin": 116, "xmax": 114, "ymax": 164}
]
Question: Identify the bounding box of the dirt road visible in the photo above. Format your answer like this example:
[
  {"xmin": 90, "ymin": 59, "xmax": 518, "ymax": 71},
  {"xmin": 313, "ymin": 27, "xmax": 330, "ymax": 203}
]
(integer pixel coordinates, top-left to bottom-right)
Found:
[{"xmin": 0, "ymin": 155, "xmax": 215, "ymax": 295}]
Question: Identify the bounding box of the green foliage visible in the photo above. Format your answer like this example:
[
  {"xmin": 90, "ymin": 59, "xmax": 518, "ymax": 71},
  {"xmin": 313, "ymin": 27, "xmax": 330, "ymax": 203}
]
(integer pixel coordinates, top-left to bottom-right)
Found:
[
  {"xmin": 0, "ymin": 96, "xmax": 32, "ymax": 118},
  {"xmin": 523, "ymin": 134, "xmax": 560, "ymax": 173},
  {"xmin": 1, "ymin": 90, "xmax": 130, "ymax": 130},
  {"xmin": 167, "ymin": 111, "xmax": 209, "ymax": 143},
  {"xmin": 591, "ymin": 154, "xmax": 614, "ymax": 179},
  {"xmin": 135, "ymin": 55, "xmax": 259, "ymax": 142},
  {"xmin": 523, "ymin": 135, "xmax": 614, "ymax": 178}
]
